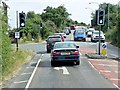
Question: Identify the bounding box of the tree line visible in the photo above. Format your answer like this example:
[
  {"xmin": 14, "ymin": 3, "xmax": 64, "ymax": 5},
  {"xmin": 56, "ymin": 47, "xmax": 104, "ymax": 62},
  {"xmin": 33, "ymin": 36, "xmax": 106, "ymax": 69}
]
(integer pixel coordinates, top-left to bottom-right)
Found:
[{"xmin": 9, "ymin": 5, "xmax": 83, "ymax": 43}]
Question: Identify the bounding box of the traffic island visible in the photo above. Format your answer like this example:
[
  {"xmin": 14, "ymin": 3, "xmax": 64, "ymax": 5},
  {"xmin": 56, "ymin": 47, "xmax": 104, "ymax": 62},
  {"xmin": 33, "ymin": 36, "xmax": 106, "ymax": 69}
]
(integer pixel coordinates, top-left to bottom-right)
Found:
[
  {"xmin": 85, "ymin": 53, "xmax": 120, "ymax": 61},
  {"xmin": 85, "ymin": 53, "xmax": 107, "ymax": 59}
]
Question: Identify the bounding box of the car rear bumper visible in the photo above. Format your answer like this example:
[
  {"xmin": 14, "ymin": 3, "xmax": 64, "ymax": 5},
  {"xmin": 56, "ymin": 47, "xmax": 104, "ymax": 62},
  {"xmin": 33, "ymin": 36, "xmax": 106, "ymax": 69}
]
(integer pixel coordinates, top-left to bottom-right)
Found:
[{"xmin": 51, "ymin": 55, "xmax": 80, "ymax": 62}]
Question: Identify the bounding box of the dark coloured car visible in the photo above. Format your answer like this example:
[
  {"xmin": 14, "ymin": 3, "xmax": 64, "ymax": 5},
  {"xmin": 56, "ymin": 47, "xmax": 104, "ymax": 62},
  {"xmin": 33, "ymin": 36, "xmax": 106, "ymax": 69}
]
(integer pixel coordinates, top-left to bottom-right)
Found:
[
  {"xmin": 46, "ymin": 35, "xmax": 62, "ymax": 53},
  {"xmin": 54, "ymin": 33, "xmax": 66, "ymax": 41},
  {"xmin": 51, "ymin": 42, "xmax": 80, "ymax": 66}
]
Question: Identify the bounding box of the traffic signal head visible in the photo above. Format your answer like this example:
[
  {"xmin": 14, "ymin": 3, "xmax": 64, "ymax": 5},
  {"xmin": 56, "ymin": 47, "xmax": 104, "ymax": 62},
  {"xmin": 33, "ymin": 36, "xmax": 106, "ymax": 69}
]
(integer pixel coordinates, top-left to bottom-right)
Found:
[
  {"xmin": 19, "ymin": 12, "xmax": 26, "ymax": 27},
  {"xmin": 98, "ymin": 10, "xmax": 105, "ymax": 25}
]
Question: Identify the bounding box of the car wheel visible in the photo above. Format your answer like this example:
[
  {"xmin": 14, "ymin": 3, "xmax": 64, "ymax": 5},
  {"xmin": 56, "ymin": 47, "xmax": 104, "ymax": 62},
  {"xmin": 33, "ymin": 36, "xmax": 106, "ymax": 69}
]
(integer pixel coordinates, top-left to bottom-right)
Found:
[
  {"xmin": 83, "ymin": 38, "xmax": 86, "ymax": 42},
  {"xmin": 74, "ymin": 38, "xmax": 76, "ymax": 41},
  {"xmin": 76, "ymin": 61, "xmax": 80, "ymax": 65},
  {"xmin": 51, "ymin": 61, "xmax": 55, "ymax": 67}
]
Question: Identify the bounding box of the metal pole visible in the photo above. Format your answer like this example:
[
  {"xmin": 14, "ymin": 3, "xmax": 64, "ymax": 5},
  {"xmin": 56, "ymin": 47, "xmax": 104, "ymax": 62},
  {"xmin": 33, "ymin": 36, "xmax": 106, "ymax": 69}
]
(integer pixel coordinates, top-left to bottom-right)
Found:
[
  {"xmin": 107, "ymin": 4, "xmax": 110, "ymax": 32},
  {"xmin": 16, "ymin": 11, "xmax": 18, "ymax": 51},
  {"xmin": 98, "ymin": 25, "xmax": 101, "ymax": 55},
  {"xmin": 98, "ymin": 4, "xmax": 102, "ymax": 55}
]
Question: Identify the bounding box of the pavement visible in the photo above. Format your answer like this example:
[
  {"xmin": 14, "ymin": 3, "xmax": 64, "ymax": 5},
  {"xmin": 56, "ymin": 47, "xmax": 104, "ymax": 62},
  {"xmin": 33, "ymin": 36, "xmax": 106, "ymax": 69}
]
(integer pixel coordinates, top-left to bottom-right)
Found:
[{"xmin": 79, "ymin": 46, "xmax": 120, "ymax": 89}]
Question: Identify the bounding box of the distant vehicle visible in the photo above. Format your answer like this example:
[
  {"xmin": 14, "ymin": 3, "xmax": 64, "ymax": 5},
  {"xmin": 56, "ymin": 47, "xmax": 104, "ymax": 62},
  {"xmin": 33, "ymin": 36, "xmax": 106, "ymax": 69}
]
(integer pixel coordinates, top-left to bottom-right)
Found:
[
  {"xmin": 51, "ymin": 42, "xmax": 80, "ymax": 66},
  {"xmin": 86, "ymin": 28, "xmax": 95, "ymax": 37},
  {"xmin": 73, "ymin": 29, "xmax": 86, "ymax": 41},
  {"xmin": 70, "ymin": 25, "xmax": 76, "ymax": 30},
  {"xmin": 54, "ymin": 33, "xmax": 66, "ymax": 41},
  {"xmin": 64, "ymin": 27, "xmax": 71, "ymax": 33},
  {"xmin": 62, "ymin": 29, "xmax": 69, "ymax": 35},
  {"xmin": 91, "ymin": 31, "xmax": 105, "ymax": 43},
  {"xmin": 46, "ymin": 35, "xmax": 62, "ymax": 53}
]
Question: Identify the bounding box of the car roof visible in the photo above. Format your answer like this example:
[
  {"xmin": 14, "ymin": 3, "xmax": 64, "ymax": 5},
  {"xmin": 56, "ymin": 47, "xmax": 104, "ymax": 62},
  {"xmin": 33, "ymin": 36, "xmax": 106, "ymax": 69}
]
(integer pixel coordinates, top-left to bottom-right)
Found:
[
  {"xmin": 55, "ymin": 42, "xmax": 74, "ymax": 44},
  {"xmin": 48, "ymin": 35, "xmax": 61, "ymax": 38}
]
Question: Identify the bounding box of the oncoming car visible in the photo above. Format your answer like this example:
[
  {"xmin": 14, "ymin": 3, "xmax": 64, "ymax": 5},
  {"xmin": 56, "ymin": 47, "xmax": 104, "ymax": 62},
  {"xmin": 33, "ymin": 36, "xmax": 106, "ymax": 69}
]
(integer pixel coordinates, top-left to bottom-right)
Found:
[
  {"xmin": 51, "ymin": 42, "xmax": 80, "ymax": 66},
  {"xmin": 73, "ymin": 29, "xmax": 86, "ymax": 41},
  {"xmin": 91, "ymin": 31, "xmax": 105, "ymax": 43}
]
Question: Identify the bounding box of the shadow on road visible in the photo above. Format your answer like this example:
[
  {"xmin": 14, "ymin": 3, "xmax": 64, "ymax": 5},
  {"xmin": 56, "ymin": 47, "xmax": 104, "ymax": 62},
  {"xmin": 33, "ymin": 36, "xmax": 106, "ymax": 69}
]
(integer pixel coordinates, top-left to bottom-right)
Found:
[{"xmin": 37, "ymin": 60, "xmax": 75, "ymax": 67}]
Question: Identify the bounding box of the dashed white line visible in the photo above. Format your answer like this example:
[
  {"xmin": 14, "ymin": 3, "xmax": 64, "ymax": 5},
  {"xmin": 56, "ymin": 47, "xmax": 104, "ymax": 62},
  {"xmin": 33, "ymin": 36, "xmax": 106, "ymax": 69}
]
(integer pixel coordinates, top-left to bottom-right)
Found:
[
  {"xmin": 21, "ymin": 72, "xmax": 32, "ymax": 75},
  {"xmin": 14, "ymin": 80, "xmax": 28, "ymax": 84},
  {"xmin": 26, "ymin": 67, "xmax": 34, "ymax": 69},
  {"xmin": 25, "ymin": 54, "xmax": 43, "ymax": 88}
]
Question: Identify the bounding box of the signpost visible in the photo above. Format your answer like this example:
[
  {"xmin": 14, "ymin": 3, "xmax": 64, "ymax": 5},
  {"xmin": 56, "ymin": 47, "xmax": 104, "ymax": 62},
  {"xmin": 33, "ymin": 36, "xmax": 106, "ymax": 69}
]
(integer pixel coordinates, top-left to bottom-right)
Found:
[
  {"xmin": 101, "ymin": 43, "xmax": 107, "ymax": 56},
  {"xmin": 15, "ymin": 32, "xmax": 20, "ymax": 38}
]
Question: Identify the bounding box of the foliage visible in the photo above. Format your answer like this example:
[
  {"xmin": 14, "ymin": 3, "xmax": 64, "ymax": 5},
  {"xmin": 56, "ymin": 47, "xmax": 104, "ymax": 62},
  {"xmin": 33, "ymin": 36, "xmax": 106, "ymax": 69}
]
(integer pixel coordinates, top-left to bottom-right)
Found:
[
  {"xmin": 41, "ymin": 5, "xmax": 71, "ymax": 32},
  {"xmin": 1, "ymin": 3, "xmax": 11, "ymax": 77},
  {"xmin": 2, "ymin": 49, "xmax": 34, "ymax": 81},
  {"xmin": 91, "ymin": 3, "xmax": 119, "ymax": 47}
]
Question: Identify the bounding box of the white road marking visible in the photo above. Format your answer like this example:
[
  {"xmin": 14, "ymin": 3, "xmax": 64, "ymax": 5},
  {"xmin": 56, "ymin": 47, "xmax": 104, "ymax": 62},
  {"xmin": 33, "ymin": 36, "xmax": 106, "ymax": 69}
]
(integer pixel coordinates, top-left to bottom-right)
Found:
[
  {"xmin": 54, "ymin": 66, "xmax": 69, "ymax": 75},
  {"xmin": 26, "ymin": 67, "xmax": 34, "ymax": 69},
  {"xmin": 113, "ymin": 83, "xmax": 120, "ymax": 89},
  {"xmin": 98, "ymin": 64, "xmax": 117, "ymax": 67},
  {"xmin": 88, "ymin": 61, "xmax": 97, "ymax": 71},
  {"xmin": 99, "ymin": 70, "xmax": 111, "ymax": 72},
  {"xmin": 62, "ymin": 67, "xmax": 69, "ymax": 75},
  {"xmin": 54, "ymin": 67, "xmax": 61, "ymax": 70},
  {"xmin": 21, "ymin": 72, "xmax": 32, "ymax": 75},
  {"xmin": 110, "ymin": 78, "xmax": 120, "ymax": 80},
  {"xmin": 14, "ymin": 80, "xmax": 28, "ymax": 84},
  {"xmin": 79, "ymin": 52, "xmax": 82, "ymax": 55},
  {"xmin": 25, "ymin": 54, "xmax": 43, "ymax": 88},
  {"xmin": 115, "ymin": 71, "xmax": 119, "ymax": 73}
]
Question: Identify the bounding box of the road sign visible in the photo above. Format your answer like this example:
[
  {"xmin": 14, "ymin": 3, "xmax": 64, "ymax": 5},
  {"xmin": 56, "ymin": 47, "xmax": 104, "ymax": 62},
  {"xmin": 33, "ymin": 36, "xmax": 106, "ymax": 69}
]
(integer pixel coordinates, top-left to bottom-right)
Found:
[
  {"xmin": 101, "ymin": 43, "xmax": 107, "ymax": 56},
  {"xmin": 15, "ymin": 32, "xmax": 20, "ymax": 38},
  {"xmin": 102, "ymin": 43, "xmax": 107, "ymax": 48}
]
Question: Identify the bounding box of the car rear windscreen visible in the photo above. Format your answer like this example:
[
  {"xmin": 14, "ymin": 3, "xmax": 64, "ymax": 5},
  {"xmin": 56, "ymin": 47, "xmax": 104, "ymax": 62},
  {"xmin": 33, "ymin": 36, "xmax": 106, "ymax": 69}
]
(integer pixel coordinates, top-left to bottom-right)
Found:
[{"xmin": 48, "ymin": 37, "xmax": 61, "ymax": 42}]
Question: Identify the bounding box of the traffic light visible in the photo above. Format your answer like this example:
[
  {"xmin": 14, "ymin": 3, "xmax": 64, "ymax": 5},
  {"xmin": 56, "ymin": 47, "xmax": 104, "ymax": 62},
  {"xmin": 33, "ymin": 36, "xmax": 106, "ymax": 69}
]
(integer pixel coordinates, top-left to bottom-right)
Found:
[
  {"xmin": 98, "ymin": 10, "xmax": 105, "ymax": 25},
  {"xmin": 19, "ymin": 12, "xmax": 26, "ymax": 27}
]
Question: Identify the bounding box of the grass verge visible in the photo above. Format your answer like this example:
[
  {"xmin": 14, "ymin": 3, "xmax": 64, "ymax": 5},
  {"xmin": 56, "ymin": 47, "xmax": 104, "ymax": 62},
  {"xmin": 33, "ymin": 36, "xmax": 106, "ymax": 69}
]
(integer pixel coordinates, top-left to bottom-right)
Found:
[{"xmin": 1, "ymin": 49, "xmax": 35, "ymax": 85}]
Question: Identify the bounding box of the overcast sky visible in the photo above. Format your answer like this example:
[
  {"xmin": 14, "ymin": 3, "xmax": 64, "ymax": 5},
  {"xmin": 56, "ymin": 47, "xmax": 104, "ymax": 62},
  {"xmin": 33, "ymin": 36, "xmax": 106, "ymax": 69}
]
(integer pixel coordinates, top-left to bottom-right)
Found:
[{"xmin": 5, "ymin": 0, "xmax": 119, "ymax": 29}]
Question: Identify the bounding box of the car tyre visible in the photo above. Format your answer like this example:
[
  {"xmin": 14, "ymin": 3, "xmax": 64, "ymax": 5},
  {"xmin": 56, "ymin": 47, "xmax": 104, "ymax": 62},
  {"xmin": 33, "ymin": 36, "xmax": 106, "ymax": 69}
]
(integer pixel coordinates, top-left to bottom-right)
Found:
[
  {"xmin": 51, "ymin": 61, "xmax": 55, "ymax": 67},
  {"xmin": 74, "ymin": 38, "xmax": 77, "ymax": 41},
  {"xmin": 47, "ymin": 49, "xmax": 51, "ymax": 53},
  {"xmin": 76, "ymin": 61, "xmax": 80, "ymax": 65}
]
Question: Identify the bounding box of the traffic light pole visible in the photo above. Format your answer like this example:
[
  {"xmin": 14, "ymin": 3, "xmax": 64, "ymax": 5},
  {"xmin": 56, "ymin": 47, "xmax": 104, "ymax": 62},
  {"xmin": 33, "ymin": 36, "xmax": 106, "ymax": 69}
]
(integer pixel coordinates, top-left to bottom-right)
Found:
[
  {"xmin": 16, "ymin": 11, "xmax": 18, "ymax": 51},
  {"xmin": 98, "ymin": 25, "xmax": 101, "ymax": 55}
]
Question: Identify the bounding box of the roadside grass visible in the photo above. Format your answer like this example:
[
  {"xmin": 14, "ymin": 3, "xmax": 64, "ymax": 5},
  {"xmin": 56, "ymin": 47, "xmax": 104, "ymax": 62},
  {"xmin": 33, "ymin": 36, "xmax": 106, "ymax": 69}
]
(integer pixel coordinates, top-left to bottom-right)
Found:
[
  {"xmin": 1, "ymin": 49, "xmax": 35, "ymax": 84},
  {"xmin": 11, "ymin": 39, "xmax": 45, "ymax": 46}
]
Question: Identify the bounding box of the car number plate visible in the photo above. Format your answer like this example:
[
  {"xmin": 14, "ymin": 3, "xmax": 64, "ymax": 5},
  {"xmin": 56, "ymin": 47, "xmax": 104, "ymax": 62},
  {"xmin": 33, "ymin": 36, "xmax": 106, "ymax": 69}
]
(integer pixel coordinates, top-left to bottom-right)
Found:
[{"xmin": 61, "ymin": 52, "xmax": 70, "ymax": 55}]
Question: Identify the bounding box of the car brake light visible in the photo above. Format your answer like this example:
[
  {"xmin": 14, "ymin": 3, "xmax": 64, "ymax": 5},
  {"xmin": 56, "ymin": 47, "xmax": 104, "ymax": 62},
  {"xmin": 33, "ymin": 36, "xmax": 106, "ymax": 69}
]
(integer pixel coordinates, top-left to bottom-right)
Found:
[
  {"xmin": 73, "ymin": 51, "xmax": 79, "ymax": 55},
  {"xmin": 52, "ymin": 52, "xmax": 60, "ymax": 56}
]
